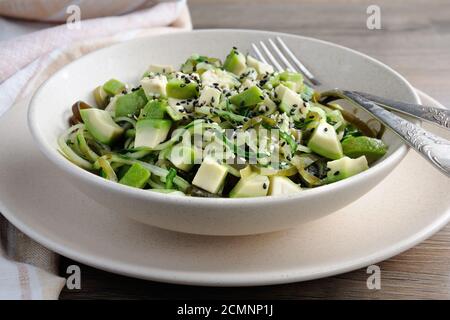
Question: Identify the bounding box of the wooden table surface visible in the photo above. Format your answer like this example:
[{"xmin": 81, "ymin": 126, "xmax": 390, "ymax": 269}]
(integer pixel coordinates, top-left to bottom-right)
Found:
[{"xmin": 59, "ymin": 0, "xmax": 450, "ymax": 299}]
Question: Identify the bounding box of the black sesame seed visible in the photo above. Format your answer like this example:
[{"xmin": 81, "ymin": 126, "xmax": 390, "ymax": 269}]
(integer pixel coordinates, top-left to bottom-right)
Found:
[
  {"xmin": 334, "ymin": 171, "xmax": 340, "ymax": 176},
  {"xmin": 286, "ymin": 155, "xmax": 292, "ymax": 161},
  {"xmin": 176, "ymin": 102, "xmax": 181, "ymax": 106},
  {"xmin": 259, "ymin": 95, "xmax": 264, "ymax": 99},
  {"xmin": 293, "ymin": 104, "xmax": 298, "ymax": 108},
  {"xmin": 180, "ymin": 84, "xmax": 186, "ymax": 88},
  {"xmin": 263, "ymin": 183, "xmax": 267, "ymax": 189},
  {"xmin": 324, "ymin": 127, "xmax": 328, "ymax": 132},
  {"xmin": 309, "ymin": 115, "xmax": 315, "ymax": 119}
]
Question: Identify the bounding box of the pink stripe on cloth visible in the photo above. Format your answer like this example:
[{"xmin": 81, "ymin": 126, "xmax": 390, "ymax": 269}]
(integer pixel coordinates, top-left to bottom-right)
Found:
[{"xmin": 0, "ymin": 1, "xmax": 188, "ymax": 83}]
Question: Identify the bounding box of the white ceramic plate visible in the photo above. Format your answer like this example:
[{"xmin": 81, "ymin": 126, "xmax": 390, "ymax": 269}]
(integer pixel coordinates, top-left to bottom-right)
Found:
[{"xmin": 1, "ymin": 86, "xmax": 449, "ymax": 286}]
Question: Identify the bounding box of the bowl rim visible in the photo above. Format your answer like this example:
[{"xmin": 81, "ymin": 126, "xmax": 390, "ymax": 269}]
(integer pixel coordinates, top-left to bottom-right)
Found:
[{"xmin": 28, "ymin": 28, "xmax": 419, "ymax": 206}]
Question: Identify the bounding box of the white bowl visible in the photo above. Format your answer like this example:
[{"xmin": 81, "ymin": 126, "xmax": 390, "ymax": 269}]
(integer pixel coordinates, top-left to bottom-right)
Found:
[{"xmin": 28, "ymin": 29, "xmax": 419, "ymax": 236}]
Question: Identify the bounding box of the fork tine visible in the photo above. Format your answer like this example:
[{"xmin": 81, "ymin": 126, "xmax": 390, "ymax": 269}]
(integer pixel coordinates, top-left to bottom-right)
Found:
[
  {"xmin": 268, "ymin": 38, "xmax": 295, "ymax": 72},
  {"xmin": 276, "ymin": 36, "xmax": 321, "ymax": 86},
  {"xmin": 259, "ymin": 41, "xmax": 283, "ymax": 72},
  {"xmin": 251, "ymin": 43, "xmax": 269, "ymax": 65}
]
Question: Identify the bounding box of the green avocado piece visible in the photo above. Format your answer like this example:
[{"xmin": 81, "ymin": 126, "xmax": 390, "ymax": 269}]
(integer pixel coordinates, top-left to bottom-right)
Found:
[
  {"xmin": 229, "ymin": 174, "xmax": 270, "ymax": 198},
  {"xmin": 80, "ymin": 109, "xmax": 124, "ymax": 145},
  {"xmin": 326, "ymin": 156, "xmax": 369, "ymax": 183},
  {"xmin": 103, "ymin": 79, "xmax": 126, "ymax": 96},
  {"xmin": 268, "ymin": 176, "xmax": 301, "ymax": 196},
  {"xmin": 119, "ymin": 163, "xmax": 151, "ymax": 188},
  {"xmin": 342, "ymin": 136, "xmax": 387, "ymax": 163},
  {"xmin": 230, "ymin": 86, "xmax": 264, "ymax": 107},
  {"xmin": 115, "ymin": 88, "xmax": 148, "ymax": 117},
  {"xmin": 307, "ymin": 122, "xmax": 343, "ymax": 160},
  {"xmin": 223, "ymin": 49, "xmax": 247, "ymax": 76},
  {"xmin": 279, "ymin": 71, "xmax": 303, "ymax": 92},
  {"xmin": 276, "ymin": 85, "xmax": 303, "ymax": 115},
  {"xmin": 140, "ymin": 100, "xmax": 167, "ymax": 119},
  {"xmin": 135, "ymin": 118, "xmax": 172, "ymax": 148},
  {"xmin": 166, "ymin": 79, "xmax": 198, "ymax": 99},
  {"xmin": 279, "ymin": 71, "xmax": 303, "ymax": 84}
]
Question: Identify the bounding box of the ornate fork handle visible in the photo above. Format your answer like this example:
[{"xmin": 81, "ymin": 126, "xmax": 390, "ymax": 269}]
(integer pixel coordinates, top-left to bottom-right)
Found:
[
  {"xmin": 320, "ymin": 90, "xmax": 450, "ymax": 177},
  {"xmin": 354, "ymin": 91, "xmax": 450, "ymax": 131}
]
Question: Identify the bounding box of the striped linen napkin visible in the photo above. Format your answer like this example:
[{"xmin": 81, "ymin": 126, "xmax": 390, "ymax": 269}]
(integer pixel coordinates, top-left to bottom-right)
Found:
[{"xmin": 0, "ymin": 0, "xmax": 191, "ymax": 300}]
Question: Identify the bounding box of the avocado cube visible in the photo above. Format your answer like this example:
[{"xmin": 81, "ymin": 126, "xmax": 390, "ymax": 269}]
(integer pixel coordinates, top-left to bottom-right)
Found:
[
  {"xmin": 223, "ymin": 49, "xmax": 247, "ymax": 76},
  {"xmin": 277, "ymin": 86, "xmax": 304, "ymax": 115},
  {"xmin": 164, "ymin": 98, "xmax": 186, "ymax": 121},
  {"xmin": 192, "ymin": 156, "xmax": 228, "ymax": 194},
  {"xmin": 115, "ymin": 88, "xmax": 148, "ymax": 117},
  {"xmin": 198, "ymin": 86, "xmax": 221, "ymax": 107},
  {"xmin": 135, "ymin": 119, "xmax": 172, "ymax": 148},
  {"xmin": 166, "ymin": 79, "xmax": 198, "ymax": 99},
  {"xmin": 279, "ymin": 71, "xmax": 303, "ymax": 92},
  {"xmin": 275, "ymin": 84, "xmax": 289, "ymax": 99},
  {"xmin": 119, "ymin": 163, "xmax": 151, "ymax": 188},
  {"xmin": 342, "ymin": 136, "xmax": 387, "ymax": 163},
  {"xmin": 268, "ymin": 176, "xmax": 301, "ymax": 196},
  {"xmin": 229, "ymin": 174, "xmax": 270, "ymax": 198},
  {"xmin": 246, "ymin": 55, "xmax": 274, "ymax": 79},
  {"xmin": 140, "ymin": 100, "xmax": 167, "ymax": 119},
  {"xmin": 147, "ymin": 64, "xmax": 174, "ymax": 74},
  {"xmin": 326, "ymin": 156, "xmax": 369, "ymax": 183},
  {"xmin": 307, "ymin": 122, "xmax": 343, "ymax": 160},
  {"xmin": 80, "ymin": 108, "xmax": 124, "ymax": 145},
  {"xmin": 201, "ymin": 69, "xmax": 240, "ymax": 89},
  {"xmin": 230, "ymin": 86, "xmax": 264, "ymax": 107},
  {"xmin": 140, "ymin": 75, "xmax": 168, "ymax": 98},
  {"xmin": 103, "ymin": 79, "xmax": 125, "ymax": 96}
]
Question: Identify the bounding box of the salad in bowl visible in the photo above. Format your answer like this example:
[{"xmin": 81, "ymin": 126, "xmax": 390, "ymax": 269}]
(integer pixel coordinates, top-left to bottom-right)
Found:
[{"xmin": 59, "ymin": 48, "xmax": 387, "ymax": 198}]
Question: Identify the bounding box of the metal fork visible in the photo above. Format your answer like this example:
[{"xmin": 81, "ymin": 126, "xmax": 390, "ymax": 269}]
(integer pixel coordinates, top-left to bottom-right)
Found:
[{"xmin": 252, "ymin": 37, "xmax": 450, "ymax": 177}]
